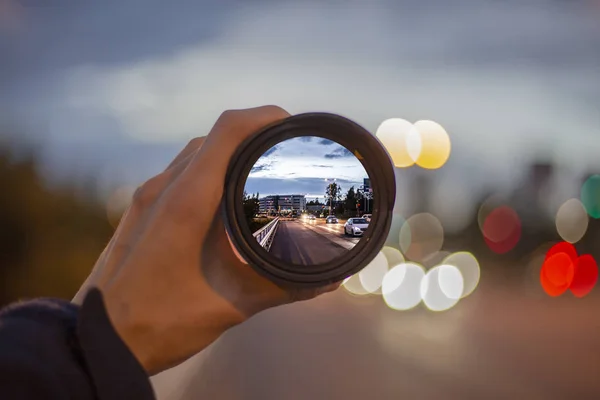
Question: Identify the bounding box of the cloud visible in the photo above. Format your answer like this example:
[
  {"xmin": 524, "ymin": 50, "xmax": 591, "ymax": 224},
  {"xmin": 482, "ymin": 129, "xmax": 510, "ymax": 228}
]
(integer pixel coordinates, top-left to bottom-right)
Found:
[
  {"xmin": 250, "ymin": 163, "xmax": 272, "ymax": 173},
  {"xmin": 324, "ymin": 147, "xmax": 353, "ymax": 159},
  {"xmin": 318, "ymin": 139, "xmax": 336, "ymax": 146},
  {"xmin": 46, "ymin": 0, "xmax": 600, "ymax": 175},
  {"xmin": 311, "ymin": 164, "xmax": 333, "ymax": 168},
  {"xmin": 261, "ymin": 145, "xmax": 279, "ymax": 158}
]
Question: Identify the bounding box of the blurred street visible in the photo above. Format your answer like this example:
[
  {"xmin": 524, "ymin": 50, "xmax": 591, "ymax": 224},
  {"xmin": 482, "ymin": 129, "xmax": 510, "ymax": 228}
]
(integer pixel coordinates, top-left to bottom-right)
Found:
[{"xmin": 152, "ymin": 270, "xmax": 600, "ymax": 400}]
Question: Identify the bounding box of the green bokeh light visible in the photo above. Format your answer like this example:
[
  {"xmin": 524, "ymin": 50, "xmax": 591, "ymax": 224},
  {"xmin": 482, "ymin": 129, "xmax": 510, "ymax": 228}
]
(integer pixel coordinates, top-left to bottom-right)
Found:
[{"xmin": 581, "ymin": 175, "xmax": 600, "ymax": 219}]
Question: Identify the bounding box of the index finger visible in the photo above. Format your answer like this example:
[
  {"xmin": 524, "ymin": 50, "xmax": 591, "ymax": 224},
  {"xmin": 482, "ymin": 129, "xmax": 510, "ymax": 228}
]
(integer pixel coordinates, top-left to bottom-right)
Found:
[
  {"xmin": 176, "ymin": 105, "xmax": 290, "ymax": 209},
  {"xmin": 198, "ymin": 105, "xmax": 290, "ymax": 176}
]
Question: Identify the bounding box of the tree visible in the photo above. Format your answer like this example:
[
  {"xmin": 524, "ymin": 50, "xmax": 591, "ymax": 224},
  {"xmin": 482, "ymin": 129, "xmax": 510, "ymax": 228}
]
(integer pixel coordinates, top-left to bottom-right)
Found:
[
  {"xmin": 273, "ymin": 195, "xmax": 280, "ymax": 213},
  {"xmin": 325, "ymin": 182, "xmax": 342, "ymax": 216},
  {"xmin": 242, "ymin": 191, "xmax": 260, "ymax": 221},
  {"xmin": 344, "ymin": 186, "xmax": 358, "ymax": 217}
]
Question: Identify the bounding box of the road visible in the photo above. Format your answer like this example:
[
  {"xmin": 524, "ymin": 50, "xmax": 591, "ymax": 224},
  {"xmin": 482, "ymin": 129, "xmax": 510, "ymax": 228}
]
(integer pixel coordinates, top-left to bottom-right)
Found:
[
  {"xmin": 151, "ymin": 269, "xmax": 600, "ymax": 400},
  {"xmin": 269, "ymin": 219, "xmax": 360, "ymax": 265}
]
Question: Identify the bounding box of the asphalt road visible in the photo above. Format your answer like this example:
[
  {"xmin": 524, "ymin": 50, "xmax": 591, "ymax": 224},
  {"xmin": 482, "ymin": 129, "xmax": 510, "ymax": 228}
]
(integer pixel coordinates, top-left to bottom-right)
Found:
[
  {"xmin": 269, "ymin": 220, "xmax": 357, "ymax": 265},
  {"xmin": 151, "ymin": 269, "xmax": 600, "ymax": 400}
]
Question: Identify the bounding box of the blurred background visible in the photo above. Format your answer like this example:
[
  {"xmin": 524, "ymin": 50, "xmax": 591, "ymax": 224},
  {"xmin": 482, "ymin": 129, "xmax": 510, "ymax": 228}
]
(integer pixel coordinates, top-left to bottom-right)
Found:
[{"xmin": 2, "ymin": 0, "xmax": 600, "ymax": 399}]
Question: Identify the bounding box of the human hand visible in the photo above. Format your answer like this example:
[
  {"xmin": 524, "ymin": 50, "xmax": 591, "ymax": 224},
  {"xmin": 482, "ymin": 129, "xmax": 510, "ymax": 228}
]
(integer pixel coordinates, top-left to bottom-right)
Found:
[{"xmin": 72, "ymin": 106, "xmax": 340, "ymax": 375}]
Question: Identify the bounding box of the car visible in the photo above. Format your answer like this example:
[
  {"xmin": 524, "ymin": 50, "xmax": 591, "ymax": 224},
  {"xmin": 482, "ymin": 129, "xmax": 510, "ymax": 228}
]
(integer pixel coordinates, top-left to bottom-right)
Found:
[
  {"xmin": 344, "ymin": 218, "xmax": 369, "ymax": 236},
  {"xmin": 363, "ymin": 214, "xmax": 372, "ymax": 222},
  {"xmin": 326, "ymin": 216, "xmax": 338, "ymax": 224},
  {"xmin": 308, "ymin": 215, "xmax": 316, "ymax": 220}
]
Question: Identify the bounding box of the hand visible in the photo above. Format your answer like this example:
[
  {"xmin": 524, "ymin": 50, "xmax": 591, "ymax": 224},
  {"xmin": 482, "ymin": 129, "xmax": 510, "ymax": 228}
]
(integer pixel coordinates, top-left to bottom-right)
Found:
[{"xmin": 72, "ymin": 106, "xmax": 340, "ymax": 375}]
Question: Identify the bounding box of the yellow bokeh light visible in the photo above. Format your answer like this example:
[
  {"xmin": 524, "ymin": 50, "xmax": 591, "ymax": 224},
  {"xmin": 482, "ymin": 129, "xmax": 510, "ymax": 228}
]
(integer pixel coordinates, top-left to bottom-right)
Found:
[
  {"xmin": 411, "ymin": 120, "xmax": 451, "ymax": 170},
  {"xmin": 375, "ymin": 118, "xmax": 416, "ymax": 168}
]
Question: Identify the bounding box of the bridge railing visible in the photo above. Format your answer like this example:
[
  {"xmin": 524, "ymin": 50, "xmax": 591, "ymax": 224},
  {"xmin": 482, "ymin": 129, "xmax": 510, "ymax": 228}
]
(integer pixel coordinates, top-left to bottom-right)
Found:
[{"xmin": 252, "ymin": 217, "xmax": 280, "ymax": 252}]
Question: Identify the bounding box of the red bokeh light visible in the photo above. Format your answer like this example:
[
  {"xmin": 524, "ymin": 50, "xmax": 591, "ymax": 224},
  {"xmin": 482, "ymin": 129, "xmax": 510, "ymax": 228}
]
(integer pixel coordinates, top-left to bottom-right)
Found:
[
  {"xmin": 570, "ymin": 254, "xmax": 598, "ymax": 298},
  {"xmin": 540, "ymin": 252, "xmax": 575, "ymax": 297},
  {"xmin": 545, "ymin": 242, "xmax": 577, "ymax": 264},
  {"xmin": 539, "ymin": 242, "xmax": 598, "ymax": 298},
  {"xmin": 483, "ymin": 206, "xmax": 521, "ymax": 254}
]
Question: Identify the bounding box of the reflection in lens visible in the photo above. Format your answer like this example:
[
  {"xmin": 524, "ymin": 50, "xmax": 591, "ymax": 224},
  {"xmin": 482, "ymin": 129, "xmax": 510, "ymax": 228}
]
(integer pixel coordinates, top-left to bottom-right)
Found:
[{"xmin": 243, "ymin": 136, "xmax": 374, "ymax": 266}]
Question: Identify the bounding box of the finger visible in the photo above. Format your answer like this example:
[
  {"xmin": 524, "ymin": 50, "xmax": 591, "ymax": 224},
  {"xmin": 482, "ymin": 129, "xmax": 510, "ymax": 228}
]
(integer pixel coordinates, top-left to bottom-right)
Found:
[
  {"xmin": 75, "ymin": 138, "xmax": 207, "ymax": 303},
  {"xmin": 165, "ymin": 137, "xmax": 206, "ymax": 171},
  {"xmin": 200, "ymin": 106, "xmax": 290, "ymax": 174},
  {"xmin": 176, "ymin": 105, "xmax": 291, "ymax": 213}
]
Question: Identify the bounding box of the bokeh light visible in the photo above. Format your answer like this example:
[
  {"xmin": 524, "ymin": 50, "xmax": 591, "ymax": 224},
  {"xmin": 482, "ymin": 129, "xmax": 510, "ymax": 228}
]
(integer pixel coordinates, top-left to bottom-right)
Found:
[
  {"xmin": 399, "ymin": 213, "xmax": 444, "ymax": 262},
  {"xmin": 106, "ymin": 185, "xmax": 136, "ymax": 228},
  {"xmin": 342, "ymin": 273, "xmax": 369, "ymax": 296},
  {"xmin": 420, "ymin": 265, "xmax": 463, "ymax": 312},
  {"xmin": 482, "ymin": 206, "xmax": 521, "ymax": 254},
  {"xmin": 580, "ymin": 175, "xmax": 600, "ymax": 219},
  {"xmin": 410, "ymin": 120, "xmax": 451, "ymax": 170},
  {"xmin": 540, "ymin": 248, "xmax": 575, "ymax": 297},
  {"xmin": 477, "ymin": 194, "xmax": 508, "ymax": 234},
  {"xmin": 545, "ymin": 241, "xmax": 578, "ymax": 263},
  {"xmin": 570, "ymin": 254, "xmax": 598, "ymax": 298},
  {"xmin": 375, "ymin": 118, "xmax": 417, "ymax": 168},
  {"xmin": 358, "ymin": 251, "xmax": 389, "ymax": 293},
  {"xmin": 442, "ymin": 252, "xmax": 481, "ymax": 298},
  {"xmin": 381, "ymin": 262, "xmax": 426, "ymax": 311},
  {"xmin": 555, "ymin": 198, "xmax": 589, "ymax": 244},
  {"xmin": 380, "ymin": 246, "xmax": 406, "ymax": 268}
]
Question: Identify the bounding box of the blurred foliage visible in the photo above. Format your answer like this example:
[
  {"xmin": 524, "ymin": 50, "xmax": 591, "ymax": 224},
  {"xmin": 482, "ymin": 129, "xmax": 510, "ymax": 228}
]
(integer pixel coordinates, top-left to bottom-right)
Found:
[{"xmin": 0, "ymin": 144, "xmax": 113, "ymax": 307}]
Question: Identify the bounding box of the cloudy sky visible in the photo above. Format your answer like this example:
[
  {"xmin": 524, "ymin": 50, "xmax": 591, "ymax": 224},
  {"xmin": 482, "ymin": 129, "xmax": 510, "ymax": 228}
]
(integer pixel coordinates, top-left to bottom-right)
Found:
[
  {"xmin": 244, "ymin": 137, "xmax": 367, "ymax": 199},
  {"xmin": 1, "ymin": 0, "xmax": 599, "ymax": 208}
]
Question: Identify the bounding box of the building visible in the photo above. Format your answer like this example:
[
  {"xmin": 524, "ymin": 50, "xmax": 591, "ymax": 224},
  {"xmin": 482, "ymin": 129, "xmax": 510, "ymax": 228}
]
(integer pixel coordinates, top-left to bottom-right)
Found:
[{"xmin": 259, "ymin": 194, "xmax": 307, "ymax": 214}]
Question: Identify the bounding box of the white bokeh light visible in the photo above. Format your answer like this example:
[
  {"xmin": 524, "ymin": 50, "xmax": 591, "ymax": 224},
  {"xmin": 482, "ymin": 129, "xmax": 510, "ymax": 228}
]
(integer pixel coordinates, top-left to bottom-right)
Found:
[
  {"xmin": 358, "ymin": 251, "xmax": 389, "ymax": 293},
  {"xmin": 442, "ymin": 252, "xmax": 481, "ymax": 298},
  {"xmin": 380, "ymin": 246, "xmax": 406, "ymax": 268},
  {"xmin": 420, "ymin": 265, "xmax": 463, "ymax": 312},
  {"xmin": 342, "ymin": 274, "xmax": 369, "ymax": 296},
  {"xmin": 555, "ymin": 198, "xmax": 589, "ymax": 244},
  {"xmin": 382, "ymin": 262, "xmax": 426, "ymax": 311}
]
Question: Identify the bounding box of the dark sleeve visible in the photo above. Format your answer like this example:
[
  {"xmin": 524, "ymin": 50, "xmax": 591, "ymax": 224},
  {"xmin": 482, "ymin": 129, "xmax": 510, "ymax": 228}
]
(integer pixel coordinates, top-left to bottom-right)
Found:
[{"xmin": 0, "ymin": 288, "xmax": 155, "ymax": 399}]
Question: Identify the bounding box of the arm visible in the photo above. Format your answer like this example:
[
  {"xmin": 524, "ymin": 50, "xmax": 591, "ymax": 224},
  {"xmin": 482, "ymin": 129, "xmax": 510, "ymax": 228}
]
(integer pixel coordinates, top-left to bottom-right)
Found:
[{"xmin": 0, "ymin": 289, "xmax": 154, "ymax": 400}]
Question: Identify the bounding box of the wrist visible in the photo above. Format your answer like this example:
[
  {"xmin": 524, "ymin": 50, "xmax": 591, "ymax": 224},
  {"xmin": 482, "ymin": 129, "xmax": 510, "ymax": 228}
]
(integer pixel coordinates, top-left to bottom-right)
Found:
[{"xmin": 102, "ymin": 284, "xmax": 246, "ymax": 375}]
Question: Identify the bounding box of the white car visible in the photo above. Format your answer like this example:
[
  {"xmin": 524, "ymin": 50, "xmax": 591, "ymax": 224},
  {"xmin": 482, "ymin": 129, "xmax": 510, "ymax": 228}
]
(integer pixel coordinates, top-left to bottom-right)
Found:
[
  {"xmin": 362, "ymin": 214, "xmax": 372, "ymax": 222},
  {"xmin": 344, "ymin": 218, "xmax": 369, "ymax": 236}
]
